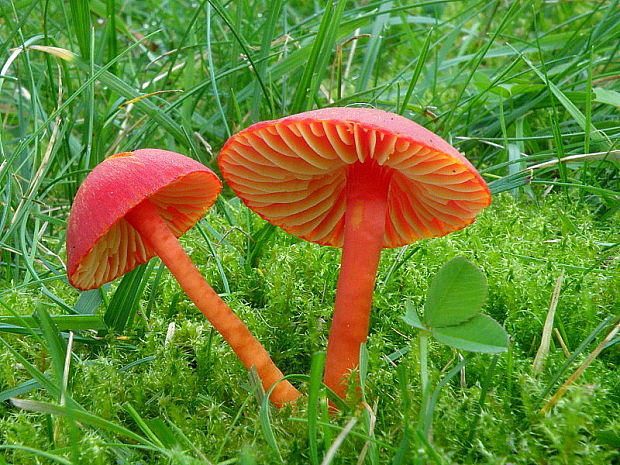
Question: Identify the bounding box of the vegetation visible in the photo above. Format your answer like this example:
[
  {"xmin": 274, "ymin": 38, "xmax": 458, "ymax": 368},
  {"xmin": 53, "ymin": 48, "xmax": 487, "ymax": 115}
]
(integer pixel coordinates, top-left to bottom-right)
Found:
[{"xmin": 1, "ymin": 0, "xmax": 618, "ymax": 463}]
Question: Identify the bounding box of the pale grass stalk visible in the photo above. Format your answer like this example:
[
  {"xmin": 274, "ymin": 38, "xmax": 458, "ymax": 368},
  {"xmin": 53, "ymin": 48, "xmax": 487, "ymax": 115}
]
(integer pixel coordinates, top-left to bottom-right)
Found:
[
  {"xmin": 553, "ymin": 328, "xmax": 570, "ymax": 357},
  {"xmin": 8, "ymin": 65, "xmax": 62, "ymax": 237},
  {"xmin": 532, "ymin": 272, "xmax": 564, "ymax": 374},
  {"xmin": 356, "ymin": 400, "xmax": 378, "ymax": 465},
  {"xmin": 528, "ymin": 150, "xmax": 620, "ymax": 170},
  {"xmin": 54, "ymin": 331, "xmax": 74, "ymax": 442},
  {"xmin": 541, "ymin": 320, "xmax": 620, "ymax": 415},
  {"xmin": 321, "ymin": 415, "xmax": 358, "ymax": 465}
]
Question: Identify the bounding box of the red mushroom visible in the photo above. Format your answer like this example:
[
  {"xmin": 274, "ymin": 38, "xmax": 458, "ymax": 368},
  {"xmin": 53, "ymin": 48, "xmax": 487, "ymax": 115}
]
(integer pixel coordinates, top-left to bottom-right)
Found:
[
  {"xmin": 218, "ymin": 108, "xmax": 491, "ymax": 399},
  {"xmin": 66, "ymin": 149, "xmax": 300, "ymax": 406}
]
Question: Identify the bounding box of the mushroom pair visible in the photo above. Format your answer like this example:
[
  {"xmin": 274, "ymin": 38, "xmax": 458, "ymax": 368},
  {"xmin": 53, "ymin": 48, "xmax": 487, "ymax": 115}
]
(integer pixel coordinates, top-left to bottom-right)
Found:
[
  {"xmin": 66, "ymin": 149, "xmax": 300, "ymax": 406},
  {"xmin": 218, "ymin": 107, "xmax": 491, "ymax": 399},
  {"xmin": 67, "ymin": 108, "xmax": 490, "ymax": 407}
]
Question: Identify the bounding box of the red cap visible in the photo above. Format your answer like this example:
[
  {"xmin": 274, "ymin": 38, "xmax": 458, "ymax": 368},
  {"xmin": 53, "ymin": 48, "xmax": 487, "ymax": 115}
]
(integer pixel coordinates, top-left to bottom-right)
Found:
[
  {"xmin": 218, "ymin": 107, "xmax": 491, "ymax": 247},
  {"xmin": 67, "ymin": 149, "xmax": 221, "ymax": 290}
]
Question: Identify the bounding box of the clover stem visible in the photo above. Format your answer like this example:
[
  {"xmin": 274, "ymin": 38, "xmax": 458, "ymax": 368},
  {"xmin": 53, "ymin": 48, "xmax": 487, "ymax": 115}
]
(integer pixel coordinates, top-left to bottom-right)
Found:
[{"xmin": 419, "ymin": 332, "xmax": 429, "ymax": 396}]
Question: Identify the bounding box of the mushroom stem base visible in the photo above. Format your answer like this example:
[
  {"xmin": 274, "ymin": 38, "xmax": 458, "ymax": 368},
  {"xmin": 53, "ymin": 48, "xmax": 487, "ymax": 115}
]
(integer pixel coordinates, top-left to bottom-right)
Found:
[{"xmin": 126, "ymin": 199, "xmax": 300, "ymax": 406}]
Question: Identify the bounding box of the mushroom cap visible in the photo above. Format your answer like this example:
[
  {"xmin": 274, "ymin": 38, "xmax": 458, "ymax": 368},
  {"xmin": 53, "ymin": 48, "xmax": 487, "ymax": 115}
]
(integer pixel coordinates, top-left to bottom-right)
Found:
[
  {"xmin": 67, "ymin": 149, "xmax": 222, "ymax": 290},
  {"xmin": 218, "ymin": 107, "xmax": 491, "ymax": 248}
]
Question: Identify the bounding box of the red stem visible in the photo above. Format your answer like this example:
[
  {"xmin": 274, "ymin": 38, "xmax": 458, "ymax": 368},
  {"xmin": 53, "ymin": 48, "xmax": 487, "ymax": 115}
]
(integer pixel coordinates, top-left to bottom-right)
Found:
[
  {"xmin": 323, "ymin": 162, "xmax": 389, "ymax": 399},
  {"xmin": 126, "ymin": 199, "xmax": 300, "ymax": 406}
]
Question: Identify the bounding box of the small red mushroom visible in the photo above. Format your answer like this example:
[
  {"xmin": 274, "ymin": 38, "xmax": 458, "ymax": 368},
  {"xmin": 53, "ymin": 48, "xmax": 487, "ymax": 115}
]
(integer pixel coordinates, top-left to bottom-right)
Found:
[
  {"xmin": 66, "ymin": 149, "xmax": 300, "ymax": 406},
  {"xmin": 218, "ymin": 108, "xmax": 491, "ymax": 400}
]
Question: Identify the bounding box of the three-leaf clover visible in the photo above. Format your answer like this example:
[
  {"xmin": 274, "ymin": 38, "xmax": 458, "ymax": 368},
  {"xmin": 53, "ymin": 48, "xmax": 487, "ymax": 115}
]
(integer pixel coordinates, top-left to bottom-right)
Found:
[{"xmin": 403, "ymin": 257, "xmax": 509, "ymax": 353}]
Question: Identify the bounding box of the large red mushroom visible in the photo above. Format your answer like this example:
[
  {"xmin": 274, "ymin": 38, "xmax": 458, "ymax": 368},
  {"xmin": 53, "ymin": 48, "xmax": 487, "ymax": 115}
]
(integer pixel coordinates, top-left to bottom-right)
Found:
[
  {"xmin": 218, "ymin": 107, "xmax": 491, "ymax": 400},
  {"xmin": 67, "ymin": 149, "xmax": 300, "ymax": 406}
]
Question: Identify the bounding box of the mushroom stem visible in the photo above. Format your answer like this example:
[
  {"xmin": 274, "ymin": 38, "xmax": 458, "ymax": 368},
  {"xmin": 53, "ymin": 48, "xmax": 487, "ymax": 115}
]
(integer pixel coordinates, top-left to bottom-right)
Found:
[
  {"xmin": 323, "ymin": 162, "xmax": 390, "ymax": 399},
  {"xmin": 125, "ymin": 199, "xmax": 300, "ymax": 406}
]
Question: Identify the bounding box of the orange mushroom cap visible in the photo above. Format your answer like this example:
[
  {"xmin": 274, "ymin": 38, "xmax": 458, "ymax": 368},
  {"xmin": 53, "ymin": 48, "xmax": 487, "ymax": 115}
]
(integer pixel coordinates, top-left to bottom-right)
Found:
[
  {"xmin": 67, "ymin": 149, "xmax": 221, "ymax": 290},
  {"xmin": 218, "ymin": 107, "xmax": 491, "ymax": 248}
]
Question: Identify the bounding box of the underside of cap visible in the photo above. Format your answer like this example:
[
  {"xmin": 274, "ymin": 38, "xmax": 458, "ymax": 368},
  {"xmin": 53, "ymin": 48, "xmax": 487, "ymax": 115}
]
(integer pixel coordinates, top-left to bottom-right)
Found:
[
  {"xmin": 218, "ymin": 108, "xmax": 491, "ymax": 248},
  {"xmin": 67, "ymin": 149, "xmax": 221, "ymax": 290}
]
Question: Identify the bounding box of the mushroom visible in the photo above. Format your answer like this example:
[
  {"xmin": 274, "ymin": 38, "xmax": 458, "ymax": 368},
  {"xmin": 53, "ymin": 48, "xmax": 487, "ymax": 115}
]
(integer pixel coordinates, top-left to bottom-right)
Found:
[
  {"xmin": 218, "ymin": 107, "xmax": 491, "ymax": 400},
  {"xmin": 66, "ymin": 149, "xmax": 300, "ymax": 406}
]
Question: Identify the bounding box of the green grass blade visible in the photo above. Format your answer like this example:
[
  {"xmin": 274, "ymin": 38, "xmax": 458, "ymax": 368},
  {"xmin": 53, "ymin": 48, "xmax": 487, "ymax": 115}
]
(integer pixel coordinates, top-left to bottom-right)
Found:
[
  {"xmin": 104, "ymin": 264, "xmax": 150, "ymax": 332},
  {"xmin": 308, "ymin": 351, "xmax": 326, "ymax": 465},
  {"xmin": 33, "ymin": 306, "xmax": 67, "ymax": 387},
  {"xmin": 0, "ymin": 314, "xmax": 106, "ymax": 331},
  {"xmin": 520, "ymin": 52, "xmax": 611, "ymax": 149},
  {"xmin": 0, "ymin": 445, "xmax": 74, "ymax": 465},
  {"xmin": 356, "ymin": 1, "xmax": 392, "ymax": 93},
  {"xmin": 10, "ymin": 399, "xmax": 159, "ymax": 450},
  {"xmin": 290, "ymin": 0, "xmax": 346, "ymax": 113}
]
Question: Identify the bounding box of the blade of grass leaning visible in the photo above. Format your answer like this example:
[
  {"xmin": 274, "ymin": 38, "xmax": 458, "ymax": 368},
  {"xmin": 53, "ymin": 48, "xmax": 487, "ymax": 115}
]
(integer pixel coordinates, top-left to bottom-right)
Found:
[
  {"xmin": 532, "ymin": 272, "xmax": 564, "ymax": 374},
  {"xmin": 4, "ymin": 70, "xmax": 63, "ymax": 241},
  {"xmin": 463, "ymin": 354, "xmax": 499, "ymax": 451},
  {"xmin": 391, "ymin": 363, "xmax": 411, "ymax": 464},
  {"xmin": 73, "ymin": 289, "xmax": 104, "ymax": 315},
  {"xmin": 308, "ymin": 351, "xmax": 326, "ymax": 465},
  {"xmin": 529, "ymin": 180, "xmax": 619, "ymax": 199},
  {"xmin": 104, "ymin": 264, "xmax": 150, "ymax": 332},
  {"xmin": 124, "ymin": 403, "xmax": 166, "ymax": 449},
  {"xmin": 549, "ymin": 107, "xmax": 569, "ymax": 197},
  {"xmin": 357, "ymin": 401, "xmax": 378, "ymax": 465},
  {"xmin": 33, "ymin": 306, "xmax": 68, "ymax": 387},
  {"xmin": 205, "ymin": 2, "xmax": 231, "ymax": 138},
  {"xmin": 356, "ymin": 1, "xmax": 391, "ymax": 93},
  {"xmin": 519, "ymin": 51, "xmax": 612, "ymax": 150},
  {"xmin": 398, "ymin": 27, "xmax": 433, "ymax": 115},
  {"xmin": 320, "ymin": 415, "xmax": 358, "ymax": 465},
  {"xmin": 10, "ymin": 399, "xmax": 160, "ymax": 450},
  {"xmin": 380, "ymin": 245, "xmax": 421, "ymax": 287},
  {"xmin": 196, "ymin": 221, "xmax": 230, "ymax": 294},
  {"xmin": 165, "ymin": 417, "xmax": 211, "ymax": 463},
  {"xmin": 0, "ymin": 445, "xmax": 73, "ymax": 465},
  {"xmin": 105, "ymin": 0, "xmax": 118, "ymax": 76},
  {"xmin": 539, "ymin": 315, "xmax": 615, "ymax": 400},
  {"xmin": 0, "ymin": 314, "xmax": 106, "ymax": 331},
  {"xmin": 541, "ymin": 318, "xmax": 620, "ymax": 414},
  {"xmin": 442, "ymin": 0, "xmax": 527, "ymax": 131},
  {"xmin": 251, "ymin": 0, "xmax": 283, "ymax": 120},
  {"xmin": 0, "ymin": 335, "xmax": 61, "ymax": 398},
  {"xmin": 68, "ymin": 0, "xmax": 91, "ymax": 60},
  {"xmin": 0, "ymin": 1, "xmax": 40, "ymax": 55},
  {"xmin": 206, "ymin": 0, "xmax": 273, "ymax": 115},
  {"xmin": 0, "ymin": 379, "xmax": 40, "ymax": 403},
  {"xmin": 215, "ymin": 395, "xmax": 253, "ymax": 463},
  {"xmin": 359, "ymin": 342, "xmax": 369, "ymax": 402},
  {"xmin": 290, "ymin": 0, "xmax": 346, "ymax": 113},
  {"xmin": 259, "ymin": 392, "xmax": 283, "ymax": 463},
  {"xmin": 423, "ymin": 355, "xmax": 471, "ymax": 437},
  {"xmin": 0, "ymin": 32, "xmax": 191, "ymax": 189}
]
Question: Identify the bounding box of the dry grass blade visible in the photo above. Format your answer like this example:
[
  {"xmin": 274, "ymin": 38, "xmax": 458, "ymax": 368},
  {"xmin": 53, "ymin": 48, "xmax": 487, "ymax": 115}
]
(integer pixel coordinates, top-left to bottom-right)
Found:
[
  {"xmin": 321, "ymin": 415, "xmax": 358, "ymax": 465},
  {"xmin": 528, "ymin": 150, "xmax": 620, "ymax": 170},
  {"xmin": 553, "ymin": 328, "xmax": 570, "ymax": 357},
  {"xmin": 541, "ymin": 319, "xmax": 620, "ymax": 415},
  {"xmin": 356, "ymin": 400, "xmax": 378, "ymax": 465},
  {"xmin": 532, "ymin": 272, "xmax": 564, "ymax": 375}
]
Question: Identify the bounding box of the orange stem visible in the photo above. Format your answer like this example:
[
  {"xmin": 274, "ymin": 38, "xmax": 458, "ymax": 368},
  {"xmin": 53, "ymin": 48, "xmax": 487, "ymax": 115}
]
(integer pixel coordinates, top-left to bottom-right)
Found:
[
  {"xmin": 126, "ymin": 199, "xmax": 300, "ymax": 406},
  {"xmin": 323, "ymin": 162, "xmax": 389, "ymax": 399}
]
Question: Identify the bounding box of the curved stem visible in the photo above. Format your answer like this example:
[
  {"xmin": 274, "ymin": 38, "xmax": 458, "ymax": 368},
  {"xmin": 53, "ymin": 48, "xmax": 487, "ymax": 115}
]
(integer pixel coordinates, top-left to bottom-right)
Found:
[
  {"xmin": 126, "ymin": 199, "xmax": 300, "ymax": 406},
  {"xmin": 323, "ymin": 162, "xmax": 389, "ymax": 399}
]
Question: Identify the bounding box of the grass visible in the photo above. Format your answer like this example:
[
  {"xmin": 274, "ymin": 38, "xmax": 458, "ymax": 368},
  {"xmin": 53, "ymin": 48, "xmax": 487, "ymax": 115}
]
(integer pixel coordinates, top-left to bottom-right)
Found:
[{"xmin": 1, "ymin": 0, "xmax": 619, "ymax": 463}]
